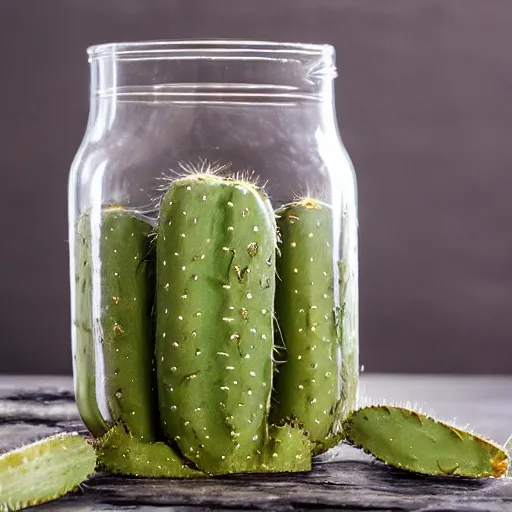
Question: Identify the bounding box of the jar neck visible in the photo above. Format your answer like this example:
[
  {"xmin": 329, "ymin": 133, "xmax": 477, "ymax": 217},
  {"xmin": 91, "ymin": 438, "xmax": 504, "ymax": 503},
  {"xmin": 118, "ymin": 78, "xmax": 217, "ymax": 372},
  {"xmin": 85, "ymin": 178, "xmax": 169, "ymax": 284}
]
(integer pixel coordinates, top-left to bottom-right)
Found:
[{"xmin": 87, "ymin": 40, "xmax": 337, "ymax": 106}]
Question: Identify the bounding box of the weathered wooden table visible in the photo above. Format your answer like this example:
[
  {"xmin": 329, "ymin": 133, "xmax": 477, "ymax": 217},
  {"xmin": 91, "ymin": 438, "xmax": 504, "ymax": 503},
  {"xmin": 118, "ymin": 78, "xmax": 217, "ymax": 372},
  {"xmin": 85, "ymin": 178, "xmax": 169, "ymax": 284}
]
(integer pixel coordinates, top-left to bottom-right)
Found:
[{"xmin": 2, "ymin": 375, "xmax": 511, "ymax": 511}]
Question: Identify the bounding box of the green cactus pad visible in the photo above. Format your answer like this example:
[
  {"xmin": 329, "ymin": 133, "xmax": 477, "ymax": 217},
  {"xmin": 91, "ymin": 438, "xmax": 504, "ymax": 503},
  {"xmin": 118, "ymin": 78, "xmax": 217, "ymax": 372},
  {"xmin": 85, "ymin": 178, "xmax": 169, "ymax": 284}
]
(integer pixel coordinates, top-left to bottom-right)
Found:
[
  {"xmin": 74, "ymin": 213, "xmax": 108, "ymax": 437},
  {"xmin": 96, "ymin": 424, "xmax": 203, "ymax": 478},
  {"xmin": 99, "ymin": 207, "xmax": 157, "ymax": 442},
  {"xmin": 259, "ymin": 423, "xmax": 312, "ymax": 473},
  {"xmin": 156, "ymin": 174, "xmax": 276, "ymax": 474},
  {"xmin": 271, "ymin": 199, "xmax": 340, "ymax": 453},
  {"xmin": 74, "ymin": 207, "xmax": 157, "ymax": 442},
  {"xmin": 343, "ymin": 406, "xmax": 509, "ymax": 478},
  {"xmin": 0, "ymin": 433, "xmax": 96, "ymax": 511},
  {"xmin": 196, "ymin": 422, "xmax": 312, "ymax": 475}
]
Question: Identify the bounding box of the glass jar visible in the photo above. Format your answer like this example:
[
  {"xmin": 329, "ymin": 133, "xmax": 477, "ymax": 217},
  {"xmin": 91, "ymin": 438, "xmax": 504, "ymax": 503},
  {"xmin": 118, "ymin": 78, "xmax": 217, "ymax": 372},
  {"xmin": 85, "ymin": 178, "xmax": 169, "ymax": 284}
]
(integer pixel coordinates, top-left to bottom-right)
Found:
[{"xmin": 69, "ymin": 40, "xmax": 358, "ymax": 475}]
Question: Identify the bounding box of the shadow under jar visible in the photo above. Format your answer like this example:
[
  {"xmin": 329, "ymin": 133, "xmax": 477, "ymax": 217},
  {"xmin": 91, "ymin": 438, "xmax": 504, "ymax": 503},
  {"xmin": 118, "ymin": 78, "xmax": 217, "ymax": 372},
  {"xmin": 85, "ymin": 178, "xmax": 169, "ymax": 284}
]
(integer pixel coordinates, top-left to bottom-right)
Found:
[{"xmin": 68, "ymin": 40, "xmax": 359, "ymax": 475}]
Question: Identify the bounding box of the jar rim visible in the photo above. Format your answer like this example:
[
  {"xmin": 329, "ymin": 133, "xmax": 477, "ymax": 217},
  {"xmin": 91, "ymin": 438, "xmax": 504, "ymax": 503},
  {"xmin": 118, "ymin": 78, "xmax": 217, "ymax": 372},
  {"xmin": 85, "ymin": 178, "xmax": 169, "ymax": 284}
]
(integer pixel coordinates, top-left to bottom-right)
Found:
[{"xmin": 87, "ymin": 39, "xmax": 334, "ymax": 60}]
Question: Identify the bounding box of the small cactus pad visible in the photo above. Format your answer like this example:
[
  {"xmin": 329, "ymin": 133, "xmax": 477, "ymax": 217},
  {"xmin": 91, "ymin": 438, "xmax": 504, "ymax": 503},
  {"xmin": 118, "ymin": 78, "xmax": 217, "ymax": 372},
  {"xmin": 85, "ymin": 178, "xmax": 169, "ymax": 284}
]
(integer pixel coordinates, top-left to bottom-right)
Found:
[
  {"xmin": 271, "ymin": 199, "xmax": 339, "ymax": 453},
  {"xmin": 343, "ymin": 406, "xmax": 509, "ymax": 478},
  {"xmin": 99, "ymin": 207, "xmax": 157, "ymax": 442},
  {"xmin": 0, "ymin": 433, "xmax": 96, "ymax": 511},
  {"xmin": 259, "ymin": 423, "xmax": 312, "ymax": 473},
  {"xmin": 192, "ymin": 422, "xmax": 312, "ymax": 475},
  {"xmin": 96, "ymin": 424, "xmax": 203, "ymax": 478},
  {"xmin": 74, "ymin": 213, "xmax": 108, "ymax": 437},
  {"xmin": 156, "ymin": 174, "xmax": 276, "ymax": 474}
]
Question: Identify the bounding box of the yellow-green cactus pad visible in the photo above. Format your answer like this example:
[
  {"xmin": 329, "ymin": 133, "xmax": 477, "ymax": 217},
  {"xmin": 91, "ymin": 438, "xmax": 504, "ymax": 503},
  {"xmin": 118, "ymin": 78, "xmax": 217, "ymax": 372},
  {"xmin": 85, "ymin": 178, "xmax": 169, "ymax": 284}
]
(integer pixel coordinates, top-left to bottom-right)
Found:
[{"xmin": 0, "ymin": 433, "xmax": 95, "ymax": 511}]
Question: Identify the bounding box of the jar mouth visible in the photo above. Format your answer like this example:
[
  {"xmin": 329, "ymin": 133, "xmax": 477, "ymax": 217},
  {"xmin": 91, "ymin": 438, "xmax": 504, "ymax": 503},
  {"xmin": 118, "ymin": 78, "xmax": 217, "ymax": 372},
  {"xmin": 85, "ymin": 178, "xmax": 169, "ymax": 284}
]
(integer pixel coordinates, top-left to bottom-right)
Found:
[
  {"xmin": 88, "ymin": 39, "xmax": 336, "ymax": 104},
  {"xmin": 87, "ymin": 39, "xmax": 334, "ymax": 61}
]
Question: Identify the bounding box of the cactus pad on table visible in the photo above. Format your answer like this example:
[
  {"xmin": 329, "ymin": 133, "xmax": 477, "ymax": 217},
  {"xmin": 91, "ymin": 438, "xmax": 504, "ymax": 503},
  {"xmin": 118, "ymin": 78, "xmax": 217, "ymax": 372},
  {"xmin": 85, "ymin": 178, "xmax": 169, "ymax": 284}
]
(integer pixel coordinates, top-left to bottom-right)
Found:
[
  {"xmin": 270, "ymin": 199, "xmax": 342, "ymax": 454},
  {"xmin": 155, "ymin": 174, "xmax": 278, "ymax": 474},
  {"xmin": 0, "ymin": 433, "xmax": 95, "ymax": 511},
  {"xmin": 343, "ymin": 405, "xmax": 509, "ymax": 478}
]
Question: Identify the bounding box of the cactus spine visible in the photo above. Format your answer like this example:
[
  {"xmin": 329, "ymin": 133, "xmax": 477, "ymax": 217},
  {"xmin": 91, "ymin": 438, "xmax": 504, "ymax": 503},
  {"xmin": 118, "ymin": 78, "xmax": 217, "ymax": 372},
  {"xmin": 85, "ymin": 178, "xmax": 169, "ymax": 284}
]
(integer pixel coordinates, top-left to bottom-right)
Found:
[
  {"xmin": 156, "ymin": 174, "xmax": 276, "ymax": 474},
  {"xmin": 0, "ymin": 433, "xmax": 95, "ymax": 511},
  {"xmin": 343, "ymin": 406, "xmax": 509, "ymax": 478},
  {"xmin": 74, "ymin": 207, "xmax": 157, "ymax": 442},
  {"xmin": 270, "ymin": 199, "xmax": 340, "ymax": 453}
]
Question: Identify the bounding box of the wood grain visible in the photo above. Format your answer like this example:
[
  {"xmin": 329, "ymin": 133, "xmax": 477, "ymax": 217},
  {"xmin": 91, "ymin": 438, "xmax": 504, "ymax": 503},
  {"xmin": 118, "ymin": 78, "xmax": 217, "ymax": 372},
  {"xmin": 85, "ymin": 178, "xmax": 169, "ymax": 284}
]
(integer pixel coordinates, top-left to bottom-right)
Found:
[{"xmin": 1, "ymin": 375, "xmax": 511, "ymax": 511}]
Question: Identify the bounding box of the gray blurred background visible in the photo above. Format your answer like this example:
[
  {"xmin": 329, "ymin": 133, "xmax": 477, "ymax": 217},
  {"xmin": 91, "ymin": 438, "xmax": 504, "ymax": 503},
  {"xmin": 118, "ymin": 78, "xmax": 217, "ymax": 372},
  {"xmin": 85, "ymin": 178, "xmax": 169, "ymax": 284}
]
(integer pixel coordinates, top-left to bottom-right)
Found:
[{"xmin": 1, "ymin": 0, "xmax": 511, "ymax": 375}]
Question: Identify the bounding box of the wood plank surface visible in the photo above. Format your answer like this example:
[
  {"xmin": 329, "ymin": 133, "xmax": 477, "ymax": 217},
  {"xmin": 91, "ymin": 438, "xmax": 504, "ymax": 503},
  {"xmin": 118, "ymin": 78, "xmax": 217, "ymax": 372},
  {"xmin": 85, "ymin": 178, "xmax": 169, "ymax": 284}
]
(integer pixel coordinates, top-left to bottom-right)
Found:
[{"xmin": 1, "ymin": 375, "xmax": 511, "ymax": 511}]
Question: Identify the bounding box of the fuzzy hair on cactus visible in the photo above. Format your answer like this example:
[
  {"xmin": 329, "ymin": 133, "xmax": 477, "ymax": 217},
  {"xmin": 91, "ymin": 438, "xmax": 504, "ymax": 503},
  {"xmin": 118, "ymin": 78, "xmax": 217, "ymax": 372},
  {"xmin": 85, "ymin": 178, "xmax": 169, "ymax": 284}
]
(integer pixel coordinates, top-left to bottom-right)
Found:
[
  {"xmin": 155, "ymin": 173, "xmax": 278, "ymax": 474},
  {"xmin": 270, "ymin": 198, "xmax": 342, "ymax": 454},
  {"xmin": 74, "ymin": 207, "xmax": 157, "ymax": 442},
  {"xmin": 343, "ymin": 406, "xmax": 509, "ymax": 478},
  {"xmin": 0, "ymin": 433, "xmax": 96, "ymax": 511}
]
